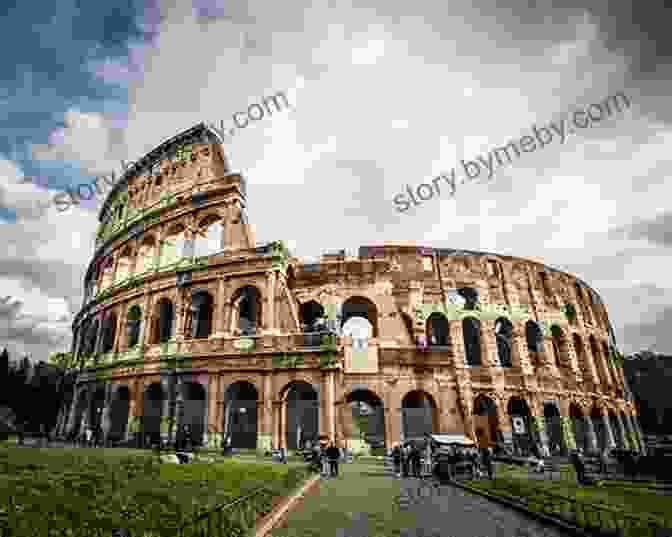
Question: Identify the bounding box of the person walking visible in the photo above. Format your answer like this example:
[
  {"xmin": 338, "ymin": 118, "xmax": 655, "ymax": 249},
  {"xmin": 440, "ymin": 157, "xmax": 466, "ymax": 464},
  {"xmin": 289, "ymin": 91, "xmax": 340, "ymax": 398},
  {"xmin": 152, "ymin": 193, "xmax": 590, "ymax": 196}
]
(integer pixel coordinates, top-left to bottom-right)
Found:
[
  {"xmin": 481, "ymin": 447, "xmax": 494, "ymax": 480},
  {"xmin": 392, "ymin": 443, "xmax": 402, "ymax": 478},
  {"xmin": 326, "ymin": 441, "xmax": 340, "ymax": 478},
  {"xmin": 570, "ymin": 449, "xmax": 587, "ymax": 485}
]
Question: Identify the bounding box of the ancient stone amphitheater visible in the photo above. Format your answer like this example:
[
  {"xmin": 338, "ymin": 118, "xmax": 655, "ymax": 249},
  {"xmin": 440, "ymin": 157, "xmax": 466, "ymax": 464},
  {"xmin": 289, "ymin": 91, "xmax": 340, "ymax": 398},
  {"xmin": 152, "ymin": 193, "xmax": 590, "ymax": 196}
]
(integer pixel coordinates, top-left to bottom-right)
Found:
[{"xmin": 56, "ymin": 123, "xmax": 645, "ymax": 456}]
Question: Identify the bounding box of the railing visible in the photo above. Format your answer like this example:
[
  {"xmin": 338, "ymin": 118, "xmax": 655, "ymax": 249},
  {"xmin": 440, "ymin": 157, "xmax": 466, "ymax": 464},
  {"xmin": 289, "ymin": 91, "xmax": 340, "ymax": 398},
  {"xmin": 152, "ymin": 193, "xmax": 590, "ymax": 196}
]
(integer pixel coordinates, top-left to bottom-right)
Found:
[
  {"xmin": 465, "ymin": 479, "xmax": 670, "ymax": 537},
  {"xmin": 176, "ymin": 485, "xmax": 271, "ymax": 537}
]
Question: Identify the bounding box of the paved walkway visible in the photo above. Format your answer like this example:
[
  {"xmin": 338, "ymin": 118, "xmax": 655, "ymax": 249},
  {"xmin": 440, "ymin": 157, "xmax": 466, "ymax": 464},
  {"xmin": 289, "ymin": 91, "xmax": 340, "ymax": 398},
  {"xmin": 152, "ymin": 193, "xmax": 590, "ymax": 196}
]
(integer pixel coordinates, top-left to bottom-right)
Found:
[{"xmin": 393, "ymin": 476, "xmax": 571, "ymax": 537}]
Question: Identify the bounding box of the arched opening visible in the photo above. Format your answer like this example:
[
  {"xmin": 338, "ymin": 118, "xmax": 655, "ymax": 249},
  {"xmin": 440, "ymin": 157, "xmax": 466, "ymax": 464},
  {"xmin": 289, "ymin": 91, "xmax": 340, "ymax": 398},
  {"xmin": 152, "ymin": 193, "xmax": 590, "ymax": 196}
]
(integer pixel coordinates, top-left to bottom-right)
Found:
[
  {"xmin": 115, "ymin": 246, "xmax": 134, "ymax": 283},
  {"xmin": 590, "ymin": 405, "xmax": 607, "ymax": 452},
  {"xmin": 143, "ymin": 383, "xmax": 164, "ymax": 446},
  {"xmin": 609, "ymin": 412, "xmax": 623, "ymax": 448},
  {"xmin": 543, "ymin": 402, "xmax": 562, "ymax": 454},
  {"xmin": 193, "ymin": 215, "xmax": 223, "ymax": 257},
  {"xmin": 153, "ymin": 298, "xmax": 175, "ymax": 344},
  {"xmin": 223, "ymin": 381, "xmax": 258, "ymax": 449},
  {"xmin": 551, "ymin": 326, "xmax": 570, "ymax": 370},
  {"xmin": 136, "ymin": 235, "xmax": 157, "ymax": 274},
  {"xmin": 589, "ymin": 335, "xmax": 609, "ymax": 387},
  {"xmin": 495, "ymin": 317, "xmax": 513, "ymax": 367},
  {"xmin": 345, "ymin": 390, "xmax": 386, "ymax": 452},
  {"xmin": 284, "ymin": 382, "xmax": 319, "ymax": 450},
  {"xmin": 342, "ymin": 296, "xmax": 379, "ymax": 338},
  {"xmin": 508, "ymin": 397, "xmax": 533, "ymax": 456},
  {"xmin": 159, "ymin": 225, "xmax": 186, "ymax": 267},
  {"xmin": 108, "ymin": 386, "xmax": 130, "ymax": 442},
  {"xmin": 457, "ymin": 287, "xmax": 479, "ymax": 309},
  {"xmin": 525, "ymin": 320, "xmax": 544, "ymax": 368},
  {"xmin": 177, "ymin": 382, "xmax": 206, "ymax": 447},
  {"xmin": 233, "ymin": 286, "xmax": 262, "ymax": 336},
  {"xmin": 88, "ymin": 385, "xmax": 106, "ymax": 433},
  {"xmin": 191, "ymin": 291, "xmax": 213, "ymax": 339},
  {"xmin": 402, "ymin": 390, "xmax": 438, "ymax": 441},
  {"xmin": 101, "ymin": 312, "xmax": 117, "ymax": 354},
  {"xmin": 426, "ymin": 313, "xmax": 449, "ymax": 347},
  {"xmin": 570, "ymin": 403, "xmax": 587, "ymax": 452},
  {"xmin": 572, "ymin": 333, "xmax": 591, "ymax": 380},
  {"xmin": 300, "ymin": 300, "xmax": 326, "ymax": 347},
  {"xmin": 462, "ymin": 317, "xmax": 482, "ymax": 366},
  {"xmin": 474, "ymin": 395, "xmax": 499, "ymax": 448},
  {"xmin": 126, "ymin": 305, "xmax": 143, "ymax": 348}
]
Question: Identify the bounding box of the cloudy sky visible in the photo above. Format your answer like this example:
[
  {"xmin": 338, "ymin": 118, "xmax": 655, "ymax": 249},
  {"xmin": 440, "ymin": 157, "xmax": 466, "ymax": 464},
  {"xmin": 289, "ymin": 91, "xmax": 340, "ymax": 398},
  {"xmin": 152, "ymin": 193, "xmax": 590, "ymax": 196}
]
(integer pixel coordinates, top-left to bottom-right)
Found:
[{"xmin": 1, "ymin": 0, "xmax": 670, "ymax": 363}]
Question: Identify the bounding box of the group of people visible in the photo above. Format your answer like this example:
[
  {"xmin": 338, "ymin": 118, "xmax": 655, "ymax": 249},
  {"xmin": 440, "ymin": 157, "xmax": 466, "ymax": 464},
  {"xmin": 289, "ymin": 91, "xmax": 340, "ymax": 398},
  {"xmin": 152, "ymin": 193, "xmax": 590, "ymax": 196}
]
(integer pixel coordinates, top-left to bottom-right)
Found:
[
  {"xmin": 391, "ymin": 443, "xmax": 495, "ymax": 480},
  {"xmin": 391, "ymin": 443, "xmax": 424, "ymax": 478},
  {"xmin": 306, "ymin": 440, "xmax": 342, "ymax": 478}
]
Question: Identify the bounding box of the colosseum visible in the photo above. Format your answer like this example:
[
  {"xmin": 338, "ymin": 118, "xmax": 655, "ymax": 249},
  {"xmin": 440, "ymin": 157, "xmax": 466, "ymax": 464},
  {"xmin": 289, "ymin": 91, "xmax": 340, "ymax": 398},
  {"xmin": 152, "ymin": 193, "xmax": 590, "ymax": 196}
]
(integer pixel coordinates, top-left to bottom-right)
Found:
[{"xmin": 56, "ymin": 122, "xmax": 646, "ymax": 457}]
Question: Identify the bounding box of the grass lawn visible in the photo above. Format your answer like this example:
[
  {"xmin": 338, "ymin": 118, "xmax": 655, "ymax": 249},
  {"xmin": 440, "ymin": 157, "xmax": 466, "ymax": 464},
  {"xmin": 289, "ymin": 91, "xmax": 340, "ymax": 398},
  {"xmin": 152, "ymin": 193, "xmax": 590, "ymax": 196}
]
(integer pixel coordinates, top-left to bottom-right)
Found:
[
  {"xmin": 269, "ymin": 460, "xmax": 419, "ymax": 537},
  {"xmin": 463, "ymin": 466, "xmax": 672, "ymax": 534},
  {"xmin": 0, "ymin": 445, "xmax": 310, "ymax": 537}
]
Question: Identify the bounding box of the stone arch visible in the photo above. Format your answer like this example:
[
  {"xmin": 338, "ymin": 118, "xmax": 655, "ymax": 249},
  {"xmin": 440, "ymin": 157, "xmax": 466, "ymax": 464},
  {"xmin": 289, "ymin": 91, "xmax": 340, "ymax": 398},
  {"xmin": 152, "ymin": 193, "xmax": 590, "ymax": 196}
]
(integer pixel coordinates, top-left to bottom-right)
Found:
[
  {"xmin": 525, "ymin": 320, "xmax": 544, "ymax": 367},
  {"xmin": 299, "ymin": 300, "xmax": 326, "ymax": 347},
  {"xmin": 193, "ymin": 213, "xmax": 224, "ymax": 257},
  {"xmin": 401, "ymin": 390, "xmax": 438, "ymax": 440},
  {"xmin": 589, "ymin": 335, "xmax": 609, "ymax": 386},
  {"xmin": 108, "ymin": 385, "xmax": 130, "ymax": 442},
  {"xmin": 160, "ymin": 223, "xmax": 186, "ymax": 267},
  {"xmin": 495, "ymin": 317, "xmax": 513, "ymax": 367},
  {"xmin": 572, "ymin": 333, "xmax": 592, "ymax": 380},
  {"xmin": 231, "ymin": 285, "xmax": 263, "ymax": 336},
  {"xmin": 551, "ymin": 325, "xmax": 572, "ymax": 370},
  {"xmin": 136, "ymin": 234, "xmax": 157, "ymax": 274},
  {"xmin": 569, "ymin": 402, "xmax": 588, "ymax": 452},
  {"xmin": 507, "ymin": 396, "xmax": 534, "ymax": 456},
  {"xmin": 590, "ymin": 403, "xmax": 607, "ymax": 452},
  {"xmin": 342, "ymin": 296, "xmax": 379, "ymax": 338},
  {"xmin": 344, "ymin": 389, "xmax": 386, "ymax": 452},
  {"xmin": 190, "ymin": 290, "xmax": 213, "ymax": 339},
  {"xmin": 152, "ymin": 297, "xmax": 175, "ymax": 344},
  {"xmin": 282, "ymin": 381, "xmax": 319, "ymax": 450},
  {"xmin": 457, "ymin": 287, "xmax": 480, "ymax": 309},
  {"xmin": 462, "ymin": 317, "xmax": 482, "ymax": 366},
  {"xmin": 127, "ymin": 305, "xmax": 143, "ymax": 348},
  {"xmin": 426, "ymin": 312, "xmax": 449, "ymax": 347},
  {"xmin": 177, "ymin": 381, "xmax": 206, "ymax": 447},
  {"xmin": 88, "ymin": 385, "xmax": 106, "ymax": 433},
  {"xmin": 473, "ymin": 395, "xmax": 499, "ymax": 448},
  {"xmin": 543, "ymin": 401, "xmax": 562, "ymax": 454},
  {"xmin": 100, "ymin": 310, "xmax": 117, "ymax": 354},
  {"xmin": 116, "ymin": 245, "xmax": 134, "ymax": 282},
  {"xmin": 143, "ymin": 382, "xmax": 165, "ymax": 445},
  {"xmin": 223, "ymin": 381, "xmax": 259, "ymax": 449}
]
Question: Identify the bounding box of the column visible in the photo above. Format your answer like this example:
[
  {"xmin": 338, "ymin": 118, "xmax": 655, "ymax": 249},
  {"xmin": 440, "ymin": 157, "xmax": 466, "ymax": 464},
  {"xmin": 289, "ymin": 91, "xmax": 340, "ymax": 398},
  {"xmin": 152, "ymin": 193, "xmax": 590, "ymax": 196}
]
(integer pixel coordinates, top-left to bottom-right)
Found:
[
  {"xmin": 325, "ymin": 370, "xmax": 336, "ymax": 441},
  {"xmin": 101, "ymin": 383, "xmax": 114, "ymax": 444},
  {"xmin": 601, "ymin": 412, "xmax": 616, "ymax": 450},
  {"xmin": 272, "ymin": 401, "xmax": 281, "ymax": 450},
  {"xmin": 280, "ymin": 398, "xmax": 287, "ymax": 450},
  {"xmin": 265, "ymin": 271, "xmax": 276, "ymax": 334},
  {"xmin": 212, "ymin": 277, "xmax": 228, "ymax": 338},
  {"xmin": 632, "ymin": 413, "xmax": 647, "ymax": 455},
  {"xmin": 257, "ymin": 373, "xmax": 273, "ymax": 453},
  {"xmin": 207, "ymin": 373, "xmax": 220, "ymax": 448},
  {"xmin": 623, "ymin": 413, "xmax": 641, "ymax": 453},
  {"xmin": 583, "ymin": 416, "xmax": 598, "ymax": 453},
  {"xmin": 614, "ymin": 413, "xmax": 628, "ymax": 449},
  {"xmin": 65, "ymin": 387, "xmax": 81, "ymax": 436},
  {"xmin": 530, "ymin": 400, "xmax": 550, "ymax": 455}
]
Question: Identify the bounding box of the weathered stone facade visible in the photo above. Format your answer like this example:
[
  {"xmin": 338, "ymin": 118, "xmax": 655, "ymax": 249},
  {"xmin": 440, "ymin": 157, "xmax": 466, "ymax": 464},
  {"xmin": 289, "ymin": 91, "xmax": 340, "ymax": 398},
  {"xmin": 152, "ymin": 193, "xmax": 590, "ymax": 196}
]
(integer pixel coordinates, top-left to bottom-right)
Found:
[{"xmin": 56, "ymin": 123, "xmax": 645, "ymax": 456}]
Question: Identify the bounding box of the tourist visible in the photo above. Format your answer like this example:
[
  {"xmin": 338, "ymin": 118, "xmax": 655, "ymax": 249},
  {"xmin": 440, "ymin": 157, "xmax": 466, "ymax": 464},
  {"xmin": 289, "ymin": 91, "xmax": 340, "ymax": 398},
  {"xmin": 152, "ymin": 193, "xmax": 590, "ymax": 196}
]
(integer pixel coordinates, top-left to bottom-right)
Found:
[
  {"xmin": 327, "ymin": 441, "xmax": 340, "ymax": 477},
  {"xmin": 481, "ymin": 447, "xmax": 494, "ymax": 479},
  {"xmin": 570, "ymin": 449, "xmax": 587, "ymax": 485},
  {"xmin": 392, "ymin": 443, "xmax": 402, "ymax": 477},
  {"xmin": 85, "ymin": 428, "xmax": 93, "ymax": 447}
]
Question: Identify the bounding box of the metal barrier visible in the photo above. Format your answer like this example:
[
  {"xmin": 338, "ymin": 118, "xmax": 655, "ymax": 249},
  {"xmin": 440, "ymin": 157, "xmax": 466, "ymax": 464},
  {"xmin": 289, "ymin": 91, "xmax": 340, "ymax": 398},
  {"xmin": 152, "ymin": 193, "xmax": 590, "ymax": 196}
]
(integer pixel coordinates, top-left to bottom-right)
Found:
[{"xmin": 176, "ymin": 485, "xmax": 271, "ymax": 537}]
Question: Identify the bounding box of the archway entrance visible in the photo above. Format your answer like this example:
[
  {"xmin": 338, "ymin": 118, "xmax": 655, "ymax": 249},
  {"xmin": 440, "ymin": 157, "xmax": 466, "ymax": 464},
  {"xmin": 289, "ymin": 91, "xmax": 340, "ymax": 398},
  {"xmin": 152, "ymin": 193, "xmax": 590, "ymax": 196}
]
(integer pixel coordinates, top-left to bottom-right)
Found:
[
  {"xmin": 143, "ymin": 383, "xmax": 164, "ymax": 446},
  {"xmin": 223, "ymin": 381, "xmax": 258, "ymax": 449},
  {"xmin": 284, "ymin": 382, "xmax": 319, "ymax": 450},
  {"xmin": 508, "ymin": 397, "xmax": 533, "ymax": 456},
  {"xmin": 344, "ymin": 390, "xmax": 385, "ymax": 453},
  {"xmin": 178, "ymin": 382, "xmax": 206, "ymax": 447},
  {"xmin": 108, "ymin": 386, "xmax": 130, "ymax": 442},
  {"xmin": 570, "ymin": 403, "xmax": 587, "ymax": 452},
  {"xmin": 543, "ymin": 402, "xmax": 562, "ymax": 454},
  {"xmin": 474, "ymin": 395, "xmax": 499, "ymax": 448},
  {"xmin": 402, "ymin": 390, "xmax": 438, "ymax": 441}
]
